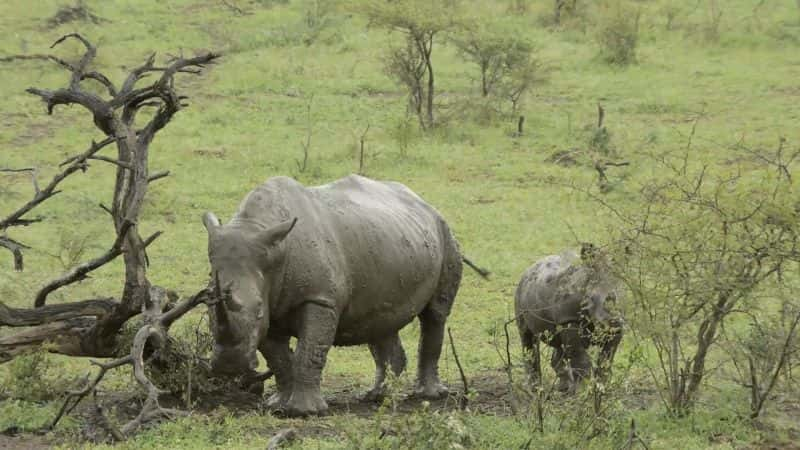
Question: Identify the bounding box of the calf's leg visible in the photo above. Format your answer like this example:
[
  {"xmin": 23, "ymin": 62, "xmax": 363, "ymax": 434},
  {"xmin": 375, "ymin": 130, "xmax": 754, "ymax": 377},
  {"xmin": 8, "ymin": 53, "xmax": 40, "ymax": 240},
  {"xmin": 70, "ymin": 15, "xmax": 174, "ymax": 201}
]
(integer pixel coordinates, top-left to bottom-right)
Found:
[
  {"xmin": 518, "ymin": 326, "xmax": 541, "ymax": 386},
  {"xmin": 560, "ymin": 324, "xmax": 592, "ymax": 392},
  {"xmin": 594, "ymin": 317, "xmax": 623, "ymax": 379},
  {"xmin": 550, "ymin": 345, "xmax": 572, "ymax": 392}
]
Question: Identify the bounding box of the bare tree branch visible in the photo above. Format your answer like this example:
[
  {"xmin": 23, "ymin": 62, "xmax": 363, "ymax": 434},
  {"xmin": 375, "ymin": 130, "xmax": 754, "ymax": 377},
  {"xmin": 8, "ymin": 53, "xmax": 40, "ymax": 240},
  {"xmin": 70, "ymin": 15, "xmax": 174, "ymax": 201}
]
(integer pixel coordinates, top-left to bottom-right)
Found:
[
  {"xmin": 0, "ymin": 297, "xmax": 117, "ymax": 327},
  {"xmin": 0, "ymin": 54, "xmax": 75, "ymax": 72},
  {"xmin": 43, "ymin": 287, "xmax": 210, "ymax": 437},
  {"xmin": 34, "ymin": 221, "xmax": 134, "ymax": 307},
  {"xmin": 47, "ymin": 356, "xmax": 133, "ymax": 431},
  {"xmin": 0, "ymin": 317, "xmax": 96, "ymax": 363},
  {"xmin": 88, "ymin": 155, "xmax": 132, "ymax": 169},
  {"xmin": 447, "ymin": 327, "xmax": 469, "ymax": 410},
  {"xmin": 147, "ymin": 170, "xmax": 170, "ymax": 183},
  {"xmin": 1, "ymin": 137, "xmax": 118, "ymax": 231},
  {"xmin": 0, "ymin": 236, "xmax": 28, "ymax": 271}
]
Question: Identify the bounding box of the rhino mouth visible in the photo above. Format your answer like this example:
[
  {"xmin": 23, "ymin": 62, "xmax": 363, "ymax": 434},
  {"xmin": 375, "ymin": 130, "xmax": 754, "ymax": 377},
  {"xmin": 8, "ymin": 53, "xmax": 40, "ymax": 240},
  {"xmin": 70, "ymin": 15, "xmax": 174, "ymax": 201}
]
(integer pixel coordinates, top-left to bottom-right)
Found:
[{"xmin": 210, "ymin": 349, "xmax": 258, "ymax": 376}]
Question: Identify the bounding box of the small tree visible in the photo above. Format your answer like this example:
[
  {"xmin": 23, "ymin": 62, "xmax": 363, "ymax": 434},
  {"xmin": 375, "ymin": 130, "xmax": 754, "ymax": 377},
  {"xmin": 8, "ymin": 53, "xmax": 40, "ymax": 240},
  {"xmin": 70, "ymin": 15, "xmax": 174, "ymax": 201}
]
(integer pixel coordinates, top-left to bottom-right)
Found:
[
  {"xmin": 724, "ymin": 296, "xmax": 800, "ymax": 418},
  {"xmin": 554, "ymin": 0, "xmax": 580, "ymax": 25},
  {"xmin": 593, "ymin": 142, "xmax": 799, "ymax": 416},
  {"xmin": 453, "ymin": 24, "xmax": 540, "ymax": 99},
  {"xmin": 365, "ymin": 0, "xmax": 462, "ymax": 130},
  {"xmin": 596, "ymin": 1, "xmax": 640, "ymax": 66}
]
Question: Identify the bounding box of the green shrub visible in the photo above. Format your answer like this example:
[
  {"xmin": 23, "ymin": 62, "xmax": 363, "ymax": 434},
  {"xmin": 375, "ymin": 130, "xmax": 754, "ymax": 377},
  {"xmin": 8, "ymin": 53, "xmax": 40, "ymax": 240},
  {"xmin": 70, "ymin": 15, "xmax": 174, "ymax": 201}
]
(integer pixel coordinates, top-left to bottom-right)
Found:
[
  {"xmin": 115, "ymin": 314, "xmax": 220, "ymax": 405},
  {"xmin": 452, "ymin": 23, "xmax": 545, "ymax": 117},
  {"xmin": 2, "ymin": 348, "xmax": 73, "ymax": 402},
  {"xmin": 388, "ymin": 115, "xmax": 419, "ymax": 156},
  {"xmin": 596, "ymin": 2, "xmax": 640, "ymax": 66}
]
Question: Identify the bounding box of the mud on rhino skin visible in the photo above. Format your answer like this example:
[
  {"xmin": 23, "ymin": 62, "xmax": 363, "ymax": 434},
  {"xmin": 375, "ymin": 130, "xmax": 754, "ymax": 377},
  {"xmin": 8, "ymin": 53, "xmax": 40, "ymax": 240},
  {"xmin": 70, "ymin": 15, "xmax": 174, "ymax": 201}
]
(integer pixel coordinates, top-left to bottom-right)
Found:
[
  {"xmin": 514, "ymin": 247, "xmax": 623, "ymax": 393},
  {"xmin": 202, "ymin": 174, "xmax": 466, "ymax": 416}
]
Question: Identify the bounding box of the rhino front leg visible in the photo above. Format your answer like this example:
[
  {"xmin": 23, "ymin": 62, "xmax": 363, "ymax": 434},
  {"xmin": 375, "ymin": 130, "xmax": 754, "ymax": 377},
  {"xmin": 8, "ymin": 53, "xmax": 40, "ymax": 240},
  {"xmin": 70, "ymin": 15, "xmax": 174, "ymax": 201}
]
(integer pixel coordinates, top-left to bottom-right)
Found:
[
  {"xmin": 414, "ymin": 307, "xmax": 449, "ymax": 398},
  {"xmin": 261, "ymin": 334, "xmax": 293, "ymax": 410},
  {"xmin": 550, "ymin": 345, "xmax": 573, "ymax": 392},
  {"xmin": 284, "ymin": 301, "xmax": 337, "ymax": 417},
  {"xmin": 555, "ymin": 324, "xmax": 591, "ymax": 393},
  {"xmin": 362, "ymin": 333, "xmax": 407, "ymax": 402}
]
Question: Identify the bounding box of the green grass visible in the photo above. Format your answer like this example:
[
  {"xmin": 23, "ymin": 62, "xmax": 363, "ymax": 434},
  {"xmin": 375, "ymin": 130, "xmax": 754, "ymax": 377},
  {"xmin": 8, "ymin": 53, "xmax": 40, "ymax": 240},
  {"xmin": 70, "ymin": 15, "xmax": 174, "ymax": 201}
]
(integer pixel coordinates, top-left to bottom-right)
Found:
[{"xmin": 1, "ymin": 0, "xmax": 799, "ymax": 448}]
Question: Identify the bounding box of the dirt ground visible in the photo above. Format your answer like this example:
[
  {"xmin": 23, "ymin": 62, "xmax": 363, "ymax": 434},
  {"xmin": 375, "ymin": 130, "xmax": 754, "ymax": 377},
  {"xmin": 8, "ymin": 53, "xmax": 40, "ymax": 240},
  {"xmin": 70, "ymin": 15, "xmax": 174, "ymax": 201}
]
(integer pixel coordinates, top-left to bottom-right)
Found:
[
  {"xmin": 0, "ymin": 430, "xmax": 51, "ymax": 450},
  {"xmin": 3, "ymin": 370, "xmax": 799, "ymax": 448}
]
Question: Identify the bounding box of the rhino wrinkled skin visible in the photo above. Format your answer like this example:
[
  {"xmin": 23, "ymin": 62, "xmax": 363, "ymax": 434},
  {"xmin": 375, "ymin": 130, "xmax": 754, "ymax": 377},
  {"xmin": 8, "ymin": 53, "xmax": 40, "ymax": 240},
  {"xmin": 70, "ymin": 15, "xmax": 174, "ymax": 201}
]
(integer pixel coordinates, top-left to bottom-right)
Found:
[
  {"xmin": 515, "ymin": 249, "xmax": 623, "ymax": 393},
  {"xmin": 203, "ymin": 175, "xmax": 463, "ymax": 416}
]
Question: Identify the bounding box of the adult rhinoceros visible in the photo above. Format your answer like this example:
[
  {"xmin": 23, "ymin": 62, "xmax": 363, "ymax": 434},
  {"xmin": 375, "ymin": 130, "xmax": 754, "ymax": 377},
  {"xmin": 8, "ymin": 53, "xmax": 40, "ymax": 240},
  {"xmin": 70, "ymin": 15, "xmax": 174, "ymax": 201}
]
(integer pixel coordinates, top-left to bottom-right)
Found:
[
  {"xmin": 515, "ymin": 244, "xmax": 623, "ymax": 393},
  {"xmin": 202, "ymin": 174, "xmax": 483, "ymax": 416}
]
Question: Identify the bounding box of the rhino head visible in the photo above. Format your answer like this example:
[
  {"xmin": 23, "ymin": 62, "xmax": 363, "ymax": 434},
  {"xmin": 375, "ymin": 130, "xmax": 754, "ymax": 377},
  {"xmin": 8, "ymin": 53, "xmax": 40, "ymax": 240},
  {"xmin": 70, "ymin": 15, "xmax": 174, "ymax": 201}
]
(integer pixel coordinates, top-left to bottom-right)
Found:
[
  {"xmin": 202, "ymin": 212, "xmax": 297, "ymax": 376},
  {"xmin": 576, "ymin": 243, "xmax": 621, "ymax": 325}
]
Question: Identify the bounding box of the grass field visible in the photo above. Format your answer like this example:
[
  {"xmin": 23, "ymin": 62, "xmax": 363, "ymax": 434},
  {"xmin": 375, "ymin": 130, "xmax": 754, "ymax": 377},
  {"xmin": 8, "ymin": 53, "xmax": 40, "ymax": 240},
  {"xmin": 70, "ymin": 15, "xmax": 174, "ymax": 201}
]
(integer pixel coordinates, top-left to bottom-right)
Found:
[{"xmin": 1, "ymin": 0, "xmax": 799, "ymax": 448}]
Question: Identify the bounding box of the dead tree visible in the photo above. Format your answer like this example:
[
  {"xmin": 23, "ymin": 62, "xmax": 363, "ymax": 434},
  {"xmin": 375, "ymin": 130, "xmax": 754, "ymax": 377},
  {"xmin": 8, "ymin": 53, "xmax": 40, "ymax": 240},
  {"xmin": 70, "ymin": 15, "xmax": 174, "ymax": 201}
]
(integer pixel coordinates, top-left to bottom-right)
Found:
[
  {"xmin": 0, "ymin": 34, "xmax": 225, "ymax": 438},
  {"xmin": 0, "ymin": 33, "xmax": 219, "ymax": 361}
]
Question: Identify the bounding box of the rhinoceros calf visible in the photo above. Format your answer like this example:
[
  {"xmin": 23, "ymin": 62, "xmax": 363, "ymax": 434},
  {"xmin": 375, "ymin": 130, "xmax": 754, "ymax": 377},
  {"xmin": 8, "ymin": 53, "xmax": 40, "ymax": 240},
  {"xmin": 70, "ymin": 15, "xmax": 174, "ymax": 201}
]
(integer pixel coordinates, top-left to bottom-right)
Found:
[
  {"xmin": 514, "ymin": 246, "xmax": 623, "ymax": 393},
  {"xmin": 202, "ymin": 175, "xmax": 470, "ymax": 416}
]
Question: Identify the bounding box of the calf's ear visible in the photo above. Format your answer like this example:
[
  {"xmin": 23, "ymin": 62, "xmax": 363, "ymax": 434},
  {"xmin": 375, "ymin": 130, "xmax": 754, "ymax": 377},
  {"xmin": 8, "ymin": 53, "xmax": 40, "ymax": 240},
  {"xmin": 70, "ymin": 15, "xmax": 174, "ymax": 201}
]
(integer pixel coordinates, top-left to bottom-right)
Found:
[
  {"xmin": 202, "ymin": 212, "xmax": 221, "ymax": 233},
  {"xmin": 260, "ymin": 217, "xmax": 298, "ymax": 247}
]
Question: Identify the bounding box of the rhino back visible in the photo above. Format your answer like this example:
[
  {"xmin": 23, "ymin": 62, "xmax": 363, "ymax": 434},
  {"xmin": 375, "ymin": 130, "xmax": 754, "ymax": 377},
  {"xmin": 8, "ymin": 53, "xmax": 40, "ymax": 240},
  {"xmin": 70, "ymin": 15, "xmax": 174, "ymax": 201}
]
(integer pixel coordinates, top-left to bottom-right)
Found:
[
  {"xmin": 515, "ymin": 253, "xmax": 586, "ymax": 335},
  {"xmin": 240, "ymin": 175, "xmax": 449, "ymax": 344}
]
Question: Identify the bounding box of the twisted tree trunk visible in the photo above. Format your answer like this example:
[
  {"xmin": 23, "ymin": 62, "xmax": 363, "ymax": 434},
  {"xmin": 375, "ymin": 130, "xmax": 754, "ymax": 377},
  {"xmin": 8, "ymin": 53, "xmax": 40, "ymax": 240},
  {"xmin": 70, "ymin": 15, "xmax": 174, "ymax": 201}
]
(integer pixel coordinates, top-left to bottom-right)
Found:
[{"xmin": 0, "ymin": 34, "xmax": 220, "ymax": 359}]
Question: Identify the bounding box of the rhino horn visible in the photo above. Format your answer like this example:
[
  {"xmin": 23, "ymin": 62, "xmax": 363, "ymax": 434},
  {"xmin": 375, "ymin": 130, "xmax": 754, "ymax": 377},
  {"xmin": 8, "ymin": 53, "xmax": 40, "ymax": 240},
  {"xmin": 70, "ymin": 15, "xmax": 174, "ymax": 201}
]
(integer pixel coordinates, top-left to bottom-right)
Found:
[
  {"xmin": 259, "ymin": 217, "xmax": 298, "ymax": 247},
  {"xmin": 214, "ymin": 270, "xmax": 223, "ymax": 299},
  {"xmin": 212, "ymin": 272, "xmax": 235, "ymax": 337},
  {"xmin": 215, "ymin": 299, "xmax": 237, "ymax": 341}
]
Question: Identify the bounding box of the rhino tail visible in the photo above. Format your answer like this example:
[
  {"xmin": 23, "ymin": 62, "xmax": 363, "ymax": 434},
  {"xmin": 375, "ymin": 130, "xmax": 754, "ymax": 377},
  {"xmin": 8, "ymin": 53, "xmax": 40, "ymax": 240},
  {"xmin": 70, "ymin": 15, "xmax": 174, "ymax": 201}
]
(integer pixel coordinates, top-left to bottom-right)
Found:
[{"xmin": 462, "ymin": 255, "xmax": 490, "ymax": 279}]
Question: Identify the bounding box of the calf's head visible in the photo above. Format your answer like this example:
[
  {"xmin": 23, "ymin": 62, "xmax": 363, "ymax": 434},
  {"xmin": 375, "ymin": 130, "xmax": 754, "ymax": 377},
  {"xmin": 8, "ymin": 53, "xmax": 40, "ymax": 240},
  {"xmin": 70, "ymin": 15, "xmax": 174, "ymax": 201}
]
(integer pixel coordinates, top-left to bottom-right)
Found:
[{"xmin": 202, "ymin": 212, "xmax": 297, "ymax": 375}]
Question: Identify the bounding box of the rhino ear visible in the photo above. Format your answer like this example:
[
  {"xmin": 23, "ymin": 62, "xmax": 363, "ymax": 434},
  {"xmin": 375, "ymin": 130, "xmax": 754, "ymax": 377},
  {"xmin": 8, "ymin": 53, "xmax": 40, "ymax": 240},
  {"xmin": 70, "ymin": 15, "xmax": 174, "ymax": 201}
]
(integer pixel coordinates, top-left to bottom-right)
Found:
[
  {"xmin": 202, "ymin": 212, "xmax": 221, "ymax": 234},
  {"xmin": 259, "ymin": 217, "xmax": 298, "ymax": 247}
]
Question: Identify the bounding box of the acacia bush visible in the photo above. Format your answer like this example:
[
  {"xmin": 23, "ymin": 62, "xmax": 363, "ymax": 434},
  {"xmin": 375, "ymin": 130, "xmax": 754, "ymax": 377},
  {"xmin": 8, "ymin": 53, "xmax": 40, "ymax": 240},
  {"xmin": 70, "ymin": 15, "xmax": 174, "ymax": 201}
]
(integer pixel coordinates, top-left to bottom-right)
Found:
[
  {"xmin": 453, "ymin": 23, "xmax": 544, "ymax": 118},
  {"xmin": 364, "ymin": 0, "xmax": 463, "ymax": 130},
  {"xmin": 724, "ymin": 293, "xmax": 800, "ymax": 418},
  {"xmin": 113, "ymin": 312, "xmax": 220, "ymax": 405},
  {"xmin": 2, "ymin": 348, "xmax": 75, "ymax": 402},
  {"xmin": 598, "ymin": 143, "xmax": 799, "ymax": 416},
  {"xmin": 596, "ymin": 1, "xmax": 640, "ymax": 65}
]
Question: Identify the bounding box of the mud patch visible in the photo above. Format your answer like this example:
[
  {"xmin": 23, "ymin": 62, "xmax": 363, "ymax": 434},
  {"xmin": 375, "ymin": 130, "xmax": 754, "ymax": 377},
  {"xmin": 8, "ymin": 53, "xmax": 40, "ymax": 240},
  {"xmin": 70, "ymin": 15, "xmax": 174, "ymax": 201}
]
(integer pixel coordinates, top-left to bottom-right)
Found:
[
  {"xmin": 0, "ymin": 431, "xmax": 51, "ymax": 450},
  {"xmin": 193, "ymin": 147, "xmax": 227, "ymax": 159},
  {"xmin": 47, "ymin": 1, "xmax": 105, "ymax": 28}
]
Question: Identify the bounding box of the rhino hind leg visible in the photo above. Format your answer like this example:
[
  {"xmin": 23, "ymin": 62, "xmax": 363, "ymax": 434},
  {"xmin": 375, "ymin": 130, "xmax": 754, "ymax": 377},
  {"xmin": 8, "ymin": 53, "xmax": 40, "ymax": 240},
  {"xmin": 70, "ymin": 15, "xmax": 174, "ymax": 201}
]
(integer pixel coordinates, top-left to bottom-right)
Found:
[
  {"xmin": 519, "ymin": 327, "xmax": 542, "ymax": 386},
  {"xmin": 414, "ymin": 224, "xmax": 462, "ymax": 399},
  {"xmin": 361, "ymin": 333, "xmax": 407, "ymax": 402},
  {"xmin": 414, "ymin": 307, "xmax": 450, "ymax": 398}
]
